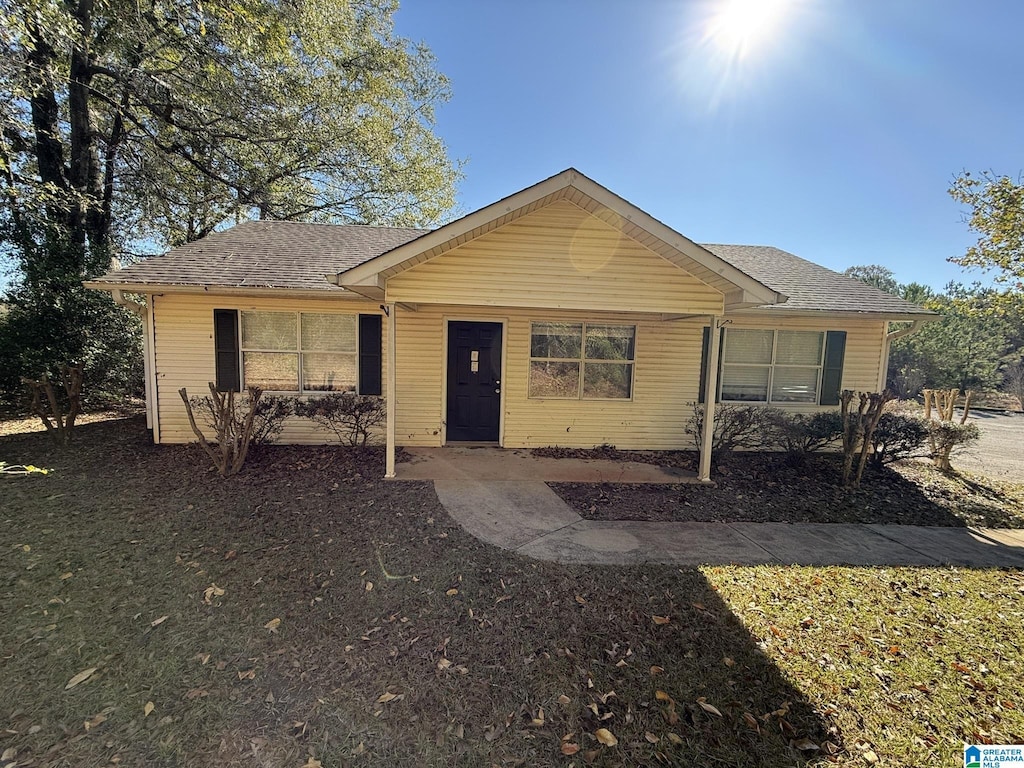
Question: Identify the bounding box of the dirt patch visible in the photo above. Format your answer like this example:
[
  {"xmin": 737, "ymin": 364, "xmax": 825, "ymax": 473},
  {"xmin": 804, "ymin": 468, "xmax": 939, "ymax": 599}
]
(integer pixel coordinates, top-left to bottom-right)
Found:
[{"xmin": 547, "ymin": 451, "xmax": 1024, "ymax": 529}]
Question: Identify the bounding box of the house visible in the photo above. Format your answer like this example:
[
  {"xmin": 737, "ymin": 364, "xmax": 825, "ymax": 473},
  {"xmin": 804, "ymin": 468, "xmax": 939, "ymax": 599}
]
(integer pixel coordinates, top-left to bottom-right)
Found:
[{"xmin": 86, "ymin": 168, "xmax": 933, "ymax": 481}]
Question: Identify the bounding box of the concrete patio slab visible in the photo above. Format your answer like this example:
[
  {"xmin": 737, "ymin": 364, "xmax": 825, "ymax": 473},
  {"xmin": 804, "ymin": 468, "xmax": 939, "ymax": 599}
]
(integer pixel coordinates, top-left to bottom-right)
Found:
[
  {"xmin": 432, "ymin": 479, "xmax": 581, "ymax": 550},
  {"xmin": 727, "ymin": 523, "xmax": 942, "ymax": 566},
  {"xmin": 397, "ymin": 446, "xmax": 697, "ymax": 483},
  {"xmin": 516, "ymin": 520, "xmax": 780, "ymax": 566},
  {"xmin": 865, "ymin": 525, "xmax": 1024, "ymax": 568}
]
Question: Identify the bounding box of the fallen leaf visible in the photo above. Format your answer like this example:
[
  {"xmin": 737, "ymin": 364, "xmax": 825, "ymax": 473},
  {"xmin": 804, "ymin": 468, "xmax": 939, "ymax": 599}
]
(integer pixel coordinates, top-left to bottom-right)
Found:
[
  {"xmin": 645, "ymin": 731, "xmax": 660, "ymax": 743},
  {"xmin": 376, "ymin": 691, "xmax": 404, "ymax": 704},
  {"xmin": 650, "ymin": 665, "xmax": 664, "ymax": 676},
  {"xmin": 264, "ymin": 618, "xmax": 281, "ymax": 632},
  {"xmin": 1, "ymin": 748, "xmax": 16, "ymax": 762},
  {"xmin": 560, "ymin": 742, "xmax": 580, "ymax": 755},
  {"xmin": 863, "ymin": 750, "xmax": 879, "ymax": 764},
  {"xmin": 655, "ymin": 690, "xmax": 673, "ymax": 703},
  {"xmin": 743, "ymin": 712, "xmax": 760, "ymax": 732},
  {"xmin": 203, "ymin": 584, "xmax": 225, "ymax": 604},
  {"xmin": 723, "ymin": 656, "xmax": 735, "ymax": 667},
  {"xmin": 575, "ymin": 595, "xmax": 587, "ymax": 605},
  {"xmin": 445, "ymin": 588, "xmax": 458, "ymax": 596},
  {"xmin": 60, "ymin": 572, "xmax": 73, "ymax": 580},
  {"xmin": 365, "ymin": 581, "xmax": 373, "ymax": 592},
  {"xmin": 651, "ymin": 615, "xmax": 670, "ymax": 625},
  {"xmin": 65, "ymin": 667, "xmax": 98, "ymax": 690},
  {"xmin": 144, "ymin": 701, "xmax": 155, "ymax": 717},
  {"xmin": 437, "ymin": 658, "xmax": 452, "ymax": 670},
  {"xmin": 696, "ymin": 698, "xmax": 722, "ymax": 717},
  {"xmin": 595, "ymin": 728, "xmax": 618, "ymax": 747},
  {"xmin": 301, "ymin": 758, "xmax": 322, "ymax": 768},
  {"xmin": 557, "ymin": 694, "xmax": 571, "ymax": 705},
  {"xmin": 483, "ymin": 724, "xmax": 502, "ymax": 742},
  {"xmin": 151, "ymin": 615, "xmax": 169, "ymax": 627},
  {"xmin": 237, "ymin": 669, "xmax": 256, "ymax": 681},
  {"xmin": 531, "ymin": 707, "xmax": 545, "ymax": 727}
]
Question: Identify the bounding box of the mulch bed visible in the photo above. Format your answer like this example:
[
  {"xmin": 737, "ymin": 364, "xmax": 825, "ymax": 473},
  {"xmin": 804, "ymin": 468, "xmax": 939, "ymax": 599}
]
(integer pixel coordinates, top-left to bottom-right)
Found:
[{"xmin": 543, "ymin": 449, "xmax": 1024, "ymax": 529}]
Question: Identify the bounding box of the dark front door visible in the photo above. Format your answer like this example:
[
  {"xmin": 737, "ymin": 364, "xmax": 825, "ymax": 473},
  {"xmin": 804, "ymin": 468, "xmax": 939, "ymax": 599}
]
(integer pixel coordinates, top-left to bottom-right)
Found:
[{"xmin": 446, "ymin": 321, "xmax": 502, "ymax": 442}]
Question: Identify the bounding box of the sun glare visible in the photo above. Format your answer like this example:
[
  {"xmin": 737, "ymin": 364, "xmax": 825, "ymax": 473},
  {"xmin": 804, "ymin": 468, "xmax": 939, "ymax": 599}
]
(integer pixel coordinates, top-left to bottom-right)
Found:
[{"xmin": 706, "ymin": 0, "xmax": 793, "ymax": 60}]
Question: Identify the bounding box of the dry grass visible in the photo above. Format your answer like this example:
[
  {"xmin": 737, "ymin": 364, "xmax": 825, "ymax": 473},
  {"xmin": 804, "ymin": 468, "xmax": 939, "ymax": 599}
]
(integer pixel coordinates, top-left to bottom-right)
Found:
[{"xmin": 1, "ymin": 415, "xmax": 1022, "ymax": 767}]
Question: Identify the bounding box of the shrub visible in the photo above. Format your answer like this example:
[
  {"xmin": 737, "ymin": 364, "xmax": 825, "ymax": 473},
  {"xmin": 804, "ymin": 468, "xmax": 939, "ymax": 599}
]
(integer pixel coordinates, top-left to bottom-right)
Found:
[
  {"xmin": 868, "ymin": 413, "xmax": 929, "ymax": 469},
  {"xmin": 928, "ymin": 421, "xmax": 980, "ymax": 471},
  {"xmin": 296, "ymin": 393, "xmax": 385, "ymax": 447},
  {"xmin": 249, "ymin": 396, "xmax": 296, "ymax": 447},
  {"xmin": 179, "ymin": 385, "xmax": 263, "ymax": 477},
  {"xmin": 764, "ymin": 411, "xmax": 843, "ymax": 466},
  {"xmin": 685, "ymin": 403, "xmax": 780, "ymax": 470},
  {"xmin": 839, "ymin": 390, "xmax": 894, "ymax": 488}
]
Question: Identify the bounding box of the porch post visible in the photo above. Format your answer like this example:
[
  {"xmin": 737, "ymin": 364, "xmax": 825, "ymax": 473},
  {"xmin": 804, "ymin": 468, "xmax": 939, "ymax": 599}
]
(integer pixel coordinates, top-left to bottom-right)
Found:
[
  {"xmin": 385, "ymin": 302, "xmax": 397, "ymax": 478},
  {"xmin": 698, "ymin": 315, "xmax": 722, "ymax": 483}
]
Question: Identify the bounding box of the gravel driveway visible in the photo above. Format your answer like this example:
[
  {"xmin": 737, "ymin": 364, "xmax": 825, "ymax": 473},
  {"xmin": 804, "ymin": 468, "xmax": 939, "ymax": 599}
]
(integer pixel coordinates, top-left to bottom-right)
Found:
[{"xmin": 955, "ymin": 411, "xmax": 1023, "ymax": 480}]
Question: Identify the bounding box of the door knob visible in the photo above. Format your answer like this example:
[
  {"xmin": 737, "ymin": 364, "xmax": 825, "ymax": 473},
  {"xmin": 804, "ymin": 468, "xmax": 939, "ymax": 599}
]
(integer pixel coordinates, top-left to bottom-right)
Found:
[{"xmin": 494, "ymin": 388, "xmax": 501, "ymax": 394}]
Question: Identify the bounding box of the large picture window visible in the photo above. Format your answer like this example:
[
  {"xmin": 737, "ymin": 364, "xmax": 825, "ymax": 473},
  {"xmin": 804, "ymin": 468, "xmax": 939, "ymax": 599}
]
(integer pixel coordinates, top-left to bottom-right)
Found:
[
  {"xmin": 240, "ymin": 311, "xmax": 357, "ymax": 392},
  {"xmin": 529, "ymin": 322, "xmax": 635, "ymax": 399},
  {"xmin": 720, "ymin": 329, "xmax": 824, "ymax": 404}
]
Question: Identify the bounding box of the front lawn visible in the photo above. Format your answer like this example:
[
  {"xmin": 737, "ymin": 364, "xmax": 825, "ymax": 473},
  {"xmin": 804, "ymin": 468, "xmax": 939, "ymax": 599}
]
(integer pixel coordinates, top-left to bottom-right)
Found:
[{"xmin": 1, "ymin": 417, "xmax": 1022, "ymax": 767}]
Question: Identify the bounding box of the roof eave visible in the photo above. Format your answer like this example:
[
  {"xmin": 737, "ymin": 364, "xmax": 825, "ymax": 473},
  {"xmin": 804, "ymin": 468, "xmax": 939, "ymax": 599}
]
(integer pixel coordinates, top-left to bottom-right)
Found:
[
  {"xmin": 731, "ymin": 307, "xmax": 941, "ymax": 322},
  {"xmin": 84, "ymin": 280, "xmax": 356, "ymax": 299}
]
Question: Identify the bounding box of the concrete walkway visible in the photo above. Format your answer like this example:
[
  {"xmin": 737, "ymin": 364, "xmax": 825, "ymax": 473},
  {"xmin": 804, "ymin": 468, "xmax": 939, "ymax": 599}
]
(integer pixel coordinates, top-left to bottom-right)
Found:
[{"xmin": 401, "ymin": 447, "xmax": 1024, "ymax": 568}]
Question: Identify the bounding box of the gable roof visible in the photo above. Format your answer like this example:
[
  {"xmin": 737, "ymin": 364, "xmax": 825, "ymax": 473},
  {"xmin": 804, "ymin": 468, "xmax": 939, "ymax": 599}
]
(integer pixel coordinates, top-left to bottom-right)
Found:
[
  {"xmin": 334, "ymin": 168, "xmax": 785, "ymax": 310},
  {"xmin": 87, "ymin": 169, "xmax": 933, "ymax": 318},
  {"xmin": 702, "ymin": 244, "xmax": 934, "ymax": 316},
  {"xmin": 89, "ymin": 220, "xmax": 428, "ymax": 293}
]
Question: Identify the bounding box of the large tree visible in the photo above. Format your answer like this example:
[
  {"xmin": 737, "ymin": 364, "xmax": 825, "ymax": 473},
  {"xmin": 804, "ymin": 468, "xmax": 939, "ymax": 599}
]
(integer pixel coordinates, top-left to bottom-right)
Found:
[
  {"xmin": 0, "ymin": 0, "xmax": 459, "ymax": 402},
  {"xmin": 949, "ymin": 170, "xmax": 1024, "ymax": 296}
]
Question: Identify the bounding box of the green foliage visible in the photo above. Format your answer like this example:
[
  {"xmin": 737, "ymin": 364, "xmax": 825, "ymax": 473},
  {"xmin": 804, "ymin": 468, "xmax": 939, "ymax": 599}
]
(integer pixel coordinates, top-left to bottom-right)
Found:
[
  {"xmin": 0, "ymin": 228, "xmax": 143, "ymax": 407},
  {"xmin": 296, "ymin": 393, "xmax": 386, "ymax": 447},
  {"xmin": 842, "ymin": 265, "xmax": 899, "ymax": 294},
  {"xmin": 187, "ymin": 390, "xmax": 292, "ymax": 447},
  {"xmin": 867, "ymin": 413, "xmax": 929, "ymax": 469},
  {"xmin": 949, "ymin": 171, "xmax": 1024, "ymax": 293},
  {"xmin": 764, "ymin": 411, "xmax": 844, "ymax": 467},
  {"xmin": 927, "ymin": 420, "xmax": 980, "ymax": 470},
  {"xmin": 685, "ymin": 403, "xmax": 781, "ymax": 470},
  {"xmin": 888, "ymin": 287, "xmax": 1011, "ymax": 397}
]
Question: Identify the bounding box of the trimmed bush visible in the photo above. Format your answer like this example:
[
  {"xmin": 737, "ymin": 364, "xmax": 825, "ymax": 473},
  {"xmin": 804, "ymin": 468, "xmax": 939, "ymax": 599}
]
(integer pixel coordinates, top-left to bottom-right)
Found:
[
  {"xmin": 685, "ymin": 403, "xmax": 781, "ymax": 470},
  {"xmin": 296, "ymin": 393, "xmax": 385, "ymax": 447},
  {"xmin": 765, "ymin": 411, "xmax": 844, "ymax": 467},
  {"xmin": 868, "ymin": 413, "xmax": 929, "ymax": 469}
]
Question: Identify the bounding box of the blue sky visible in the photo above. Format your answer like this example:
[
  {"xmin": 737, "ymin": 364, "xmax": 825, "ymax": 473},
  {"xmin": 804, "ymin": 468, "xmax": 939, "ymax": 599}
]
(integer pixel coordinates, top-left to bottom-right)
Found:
[{"xmin": 394, "ymin": 0, "xmax": 1021, "ymax": 290}]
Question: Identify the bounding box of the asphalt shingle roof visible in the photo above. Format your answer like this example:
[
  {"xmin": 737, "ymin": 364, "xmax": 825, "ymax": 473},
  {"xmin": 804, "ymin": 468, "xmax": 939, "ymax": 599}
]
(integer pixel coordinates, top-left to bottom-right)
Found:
[
  {"xmin": 701, "ymin": 244, "xmax": 933, "ymax": 315},
  {"xmin": 92, "ymin": 221, "xmax": 931, "ymax": 315},
  {"xmin": 93, "ymin": 221, "xmax": 429, "ymax": 291}
]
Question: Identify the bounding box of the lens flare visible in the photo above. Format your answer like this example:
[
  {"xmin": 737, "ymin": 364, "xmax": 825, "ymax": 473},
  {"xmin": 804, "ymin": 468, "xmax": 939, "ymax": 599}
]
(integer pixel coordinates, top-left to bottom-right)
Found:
[{"xmin": 706, "ymin": 0, "xmax": 793, "ymax": 60}]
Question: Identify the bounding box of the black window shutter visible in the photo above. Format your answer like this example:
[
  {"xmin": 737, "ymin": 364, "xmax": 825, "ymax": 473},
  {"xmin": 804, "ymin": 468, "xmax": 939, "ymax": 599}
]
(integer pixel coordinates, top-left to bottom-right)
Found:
[
  {"xmin": 820, "ymin": 330, "xmax": 847, "ymax": 405},
  {"xmin": 358, "ymin": 314, "xmax": 383, "ymax": 396},
  {"xmin": 697, "ymin": 326, "xmax": 725, "ymax": 404},
  {"xmin": 213, "ymin": 309, "xmax": 240, "ymax": 392}
]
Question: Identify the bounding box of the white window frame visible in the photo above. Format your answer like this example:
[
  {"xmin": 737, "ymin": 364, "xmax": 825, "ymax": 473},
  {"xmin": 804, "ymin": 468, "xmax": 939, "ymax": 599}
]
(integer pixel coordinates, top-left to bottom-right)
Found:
[
  {"xmin": 528, "ymin": 322, "xmax": 636, "ymax": 401},
  {"xmin": 719, "ymin": 328, "xmax": 825, "ymax": 404},
  {"xmin": 239, "ymin": 311, "xmax": 358, "ymax": 394}
]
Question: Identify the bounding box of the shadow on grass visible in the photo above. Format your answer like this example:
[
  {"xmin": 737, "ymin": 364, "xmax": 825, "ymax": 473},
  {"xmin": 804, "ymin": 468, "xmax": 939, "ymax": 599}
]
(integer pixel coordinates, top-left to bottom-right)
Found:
[{"xmin": 1, "ymin": 416, "xmax": 840, "ymax": 766}]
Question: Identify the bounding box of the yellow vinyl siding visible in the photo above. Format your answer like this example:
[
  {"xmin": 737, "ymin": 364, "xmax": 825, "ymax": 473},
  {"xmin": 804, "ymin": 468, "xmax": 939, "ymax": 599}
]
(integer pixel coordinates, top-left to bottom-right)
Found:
[
  {"xmin": 152, "ymin": 293, "xmax": 386, "ymax": 444},
  {"xmin": 393, "ymin": 308, "xmax": 887, "ymax": 450},
  {"xmin": 393, "ymin": 305, "xmax": 705, "ymax": 450},
  {"xmin": 386, "ymin": 200, "xmax": 725, "ymax": 315}
]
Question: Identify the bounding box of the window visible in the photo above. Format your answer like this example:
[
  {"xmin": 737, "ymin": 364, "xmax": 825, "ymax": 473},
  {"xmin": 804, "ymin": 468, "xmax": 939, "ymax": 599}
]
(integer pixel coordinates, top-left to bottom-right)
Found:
[
  {"xmin": 529, "ymin": 322, "xmax": 635, "ymax": 399},
  {"xmin": 240, "ymin": 311, "xmax": 357, "ymax": 392},
  {"xmin": 720, "ymin": 329, "xmax": 824, "ymax": 404}
]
